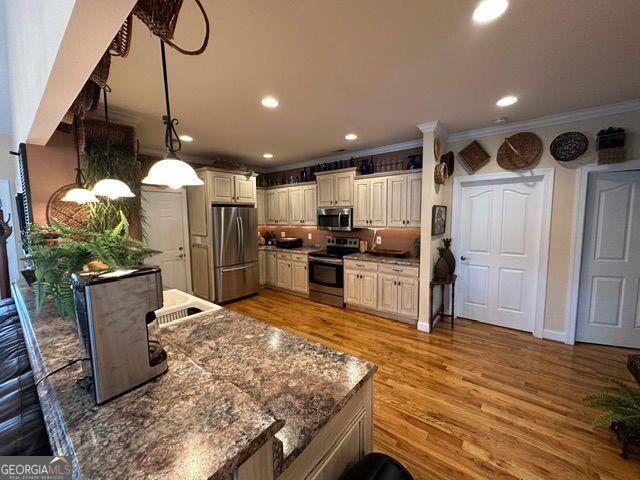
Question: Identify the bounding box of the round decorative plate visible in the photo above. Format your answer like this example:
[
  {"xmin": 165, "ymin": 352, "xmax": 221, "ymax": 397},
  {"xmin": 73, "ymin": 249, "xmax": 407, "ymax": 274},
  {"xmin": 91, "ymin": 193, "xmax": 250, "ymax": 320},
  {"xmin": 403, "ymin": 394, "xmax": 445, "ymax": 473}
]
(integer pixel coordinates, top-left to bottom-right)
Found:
[{"xmin": 550, "ymin": 131, "xmax": 588, "ymax": 161}]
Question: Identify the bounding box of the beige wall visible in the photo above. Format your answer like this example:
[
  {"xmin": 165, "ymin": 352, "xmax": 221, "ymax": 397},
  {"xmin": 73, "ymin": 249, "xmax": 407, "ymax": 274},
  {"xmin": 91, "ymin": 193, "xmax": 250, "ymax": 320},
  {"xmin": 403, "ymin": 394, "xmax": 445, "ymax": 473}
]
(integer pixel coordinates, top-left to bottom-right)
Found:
[{"xmin": 437, "ymin": 109, "xmax": 640, "ymax": 336}]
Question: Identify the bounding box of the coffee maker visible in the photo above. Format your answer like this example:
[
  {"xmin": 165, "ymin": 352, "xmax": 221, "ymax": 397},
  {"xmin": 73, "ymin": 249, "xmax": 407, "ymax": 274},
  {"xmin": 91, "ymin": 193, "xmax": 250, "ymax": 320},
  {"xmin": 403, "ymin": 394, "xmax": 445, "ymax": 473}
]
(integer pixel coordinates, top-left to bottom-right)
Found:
[{"xmin": 72, "ymin": 266, "xmax": 168, "ymax": 404}]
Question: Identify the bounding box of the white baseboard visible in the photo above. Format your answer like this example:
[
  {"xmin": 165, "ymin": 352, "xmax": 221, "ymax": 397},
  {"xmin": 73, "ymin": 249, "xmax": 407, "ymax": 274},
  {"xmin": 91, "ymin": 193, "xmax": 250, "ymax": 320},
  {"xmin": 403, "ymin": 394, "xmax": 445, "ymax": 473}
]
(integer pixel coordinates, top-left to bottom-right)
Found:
[
  {"xmin": 417, "ymin": 320, "xmax": 430, "ymax": 333},
  {"xmin": 543, "ymin": 328, "xmax": 566, "ymax": 343}
]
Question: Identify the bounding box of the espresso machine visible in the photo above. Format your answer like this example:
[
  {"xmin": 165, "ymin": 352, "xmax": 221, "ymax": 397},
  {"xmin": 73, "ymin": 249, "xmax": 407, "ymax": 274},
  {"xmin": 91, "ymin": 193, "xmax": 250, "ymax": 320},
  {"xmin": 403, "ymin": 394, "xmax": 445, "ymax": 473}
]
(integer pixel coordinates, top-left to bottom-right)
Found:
[{"xmin": 71, "ymin": 266, "xmax": 168, "ymax": 404}]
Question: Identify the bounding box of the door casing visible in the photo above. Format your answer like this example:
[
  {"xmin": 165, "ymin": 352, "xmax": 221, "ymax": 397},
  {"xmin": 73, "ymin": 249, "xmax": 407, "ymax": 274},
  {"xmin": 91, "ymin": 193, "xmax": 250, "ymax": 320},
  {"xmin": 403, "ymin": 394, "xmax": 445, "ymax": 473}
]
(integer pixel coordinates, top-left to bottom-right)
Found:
[{"xmin": 451, "ymin": 168, "xmax": 555, "ymax": 339}]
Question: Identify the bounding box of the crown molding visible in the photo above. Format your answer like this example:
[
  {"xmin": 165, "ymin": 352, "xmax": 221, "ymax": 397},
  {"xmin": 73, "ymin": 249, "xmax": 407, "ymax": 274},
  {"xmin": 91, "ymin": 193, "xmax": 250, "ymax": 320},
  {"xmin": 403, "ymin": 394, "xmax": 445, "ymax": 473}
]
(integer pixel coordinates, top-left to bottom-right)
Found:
[
  {"xmin": 446, "ymin": 99, "xmax": 640, "ymax": 143},
  {"xmin": 256, "ymin": 139, "xmax": 423, "ymax": 173},
  {"xmin": 416, "ymin": 120, "xmax": 448, "ymax": 139}
]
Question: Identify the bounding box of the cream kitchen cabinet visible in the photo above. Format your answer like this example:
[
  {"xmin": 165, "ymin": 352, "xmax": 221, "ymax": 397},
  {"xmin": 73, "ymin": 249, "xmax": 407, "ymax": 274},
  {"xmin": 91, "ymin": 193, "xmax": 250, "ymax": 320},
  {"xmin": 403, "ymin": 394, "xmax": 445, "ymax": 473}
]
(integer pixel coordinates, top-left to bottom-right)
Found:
[
  {"xmin": 315, "ymin": 169, "xmax": 355, "ymax": 207},
  {"xmin": 277, "ymin": 257, "xmax": 292, "ymax": 290},
  {"xmin": 206, "ymin": 170, "xmax": 257, "ymax": 205},
  {"xmin": 377, "ymin": 264, "xmax": 419, "ymax": 319},
  {"xmin": 343, "ymin": 260, "xmax": 378, "ymax": 309},
  {"xmin": 258, "ymin": 250, "xmax": 266, "ymax": 286},
  {"xmin": 266, "ymin": 188, "xmax": 289, "ymax": 224},
  {"xmin": 387, "ymin": 173, "xmax": 421, "ymax": 227},
  {"xmin": 265, "ymin": 251, "xmax": 277, "ymax": 285},
  {"xmin": 291, "ymin": 258, "xmax": 309, "ymax": 293},
  {"xmin": 290, "ymin": 184, "xmax": 317, "ymax": 225},
  {"xmin": 257, "ymin": 189, "xmax": 266, "ymax": 225},
  {"xmin": 353, "ymin": 177, "xmax": 387, "ymax": 228}
]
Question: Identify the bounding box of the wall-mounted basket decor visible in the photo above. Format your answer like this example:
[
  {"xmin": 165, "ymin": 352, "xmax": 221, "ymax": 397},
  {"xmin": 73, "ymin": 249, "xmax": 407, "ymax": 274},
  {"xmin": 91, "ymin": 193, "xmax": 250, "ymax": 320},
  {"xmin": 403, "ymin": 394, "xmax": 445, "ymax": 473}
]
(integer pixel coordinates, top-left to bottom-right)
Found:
[
  {"xmin": 441, "ymin": 151, "xmax": 454, "ymax": 175},
  {"xmin": 497, "ymin": 132, "xmax": 542, "ymax": 170},
  {"xmin": 434, "ymin": 161, "xmax": 448, "ymax": 185},
  {"xmin": 550, "ymin": 131, "xmax": 588, "ymax": 162},
  {"xmin": 597, "ymin": 127, "xmax": 626, "ymax": 164},
  {"xmin": 459, "ymin": 140, "xmax": 490, "ymax": 173}
]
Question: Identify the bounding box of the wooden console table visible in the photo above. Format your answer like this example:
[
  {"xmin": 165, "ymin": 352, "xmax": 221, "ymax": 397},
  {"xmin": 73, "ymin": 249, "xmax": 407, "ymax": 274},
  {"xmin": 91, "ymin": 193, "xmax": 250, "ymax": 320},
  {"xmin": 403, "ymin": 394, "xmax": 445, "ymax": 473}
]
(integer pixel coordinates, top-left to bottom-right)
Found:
[{"xmin": 429, "ymin": 274, "xmax": 456, "ymax": 331}]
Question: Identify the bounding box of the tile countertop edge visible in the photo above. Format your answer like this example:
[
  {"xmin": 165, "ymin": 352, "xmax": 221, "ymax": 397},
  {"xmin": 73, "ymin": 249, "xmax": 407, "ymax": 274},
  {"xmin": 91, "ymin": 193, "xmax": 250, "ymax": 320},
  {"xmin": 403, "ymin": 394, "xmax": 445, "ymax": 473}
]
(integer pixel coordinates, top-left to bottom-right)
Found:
[
  {"xmin": 11, "ymin": 282, "xmax": 285, "ymax": 480},
  {"xmin": 343, "ymin": 252, "xmax": 420, "ymax": 266}
]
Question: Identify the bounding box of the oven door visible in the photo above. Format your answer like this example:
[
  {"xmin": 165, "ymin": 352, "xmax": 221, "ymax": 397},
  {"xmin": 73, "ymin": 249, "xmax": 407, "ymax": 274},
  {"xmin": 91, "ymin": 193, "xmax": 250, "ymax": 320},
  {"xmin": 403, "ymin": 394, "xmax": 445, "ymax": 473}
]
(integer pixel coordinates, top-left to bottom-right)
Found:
[
  {"xmin": 317, "ymin": 208, "xmax": 353, "ymax": 231},
  {"xmin": 308, "ymin": 257, "xmax": 344, "ymax": 290}
]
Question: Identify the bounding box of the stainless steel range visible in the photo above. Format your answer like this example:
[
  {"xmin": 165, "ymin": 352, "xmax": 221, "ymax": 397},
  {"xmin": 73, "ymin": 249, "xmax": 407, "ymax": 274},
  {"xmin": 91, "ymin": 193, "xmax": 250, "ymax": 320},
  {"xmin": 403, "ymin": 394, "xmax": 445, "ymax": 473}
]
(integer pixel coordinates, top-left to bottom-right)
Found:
[{"xmin": 308, "ymin": 237, "xmax": 359, "ymax": 307}]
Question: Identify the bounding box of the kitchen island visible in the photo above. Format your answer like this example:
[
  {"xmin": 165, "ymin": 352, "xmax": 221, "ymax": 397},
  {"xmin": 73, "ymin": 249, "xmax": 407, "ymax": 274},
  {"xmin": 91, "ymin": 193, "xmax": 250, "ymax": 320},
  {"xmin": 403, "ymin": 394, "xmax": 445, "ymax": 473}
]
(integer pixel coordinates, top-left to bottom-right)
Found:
[{"xmin": 12, "ymin": 282, "xmax": 376, "ymax": 479}]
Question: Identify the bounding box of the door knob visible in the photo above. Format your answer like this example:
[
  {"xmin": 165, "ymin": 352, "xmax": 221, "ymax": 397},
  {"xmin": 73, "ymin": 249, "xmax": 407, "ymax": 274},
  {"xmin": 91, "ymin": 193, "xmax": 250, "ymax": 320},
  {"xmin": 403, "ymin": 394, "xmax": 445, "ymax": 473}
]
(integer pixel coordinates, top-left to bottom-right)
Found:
[
  {"xmin": 460, "ymin": 256, "xmax": 468, "ymax": 261},
  {"xmin": 178, "ymin": 253, "xmax": 185, "ymax": 258}
]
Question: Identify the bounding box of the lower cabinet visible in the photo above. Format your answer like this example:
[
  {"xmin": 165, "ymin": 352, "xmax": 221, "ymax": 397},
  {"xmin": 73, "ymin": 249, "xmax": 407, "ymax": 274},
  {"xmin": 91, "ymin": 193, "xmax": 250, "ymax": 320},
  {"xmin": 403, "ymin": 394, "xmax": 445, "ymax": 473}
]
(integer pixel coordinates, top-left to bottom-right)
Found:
[
  {"xmin": 262, "ymin": 250, "xmax": 309, "ymax": 295},
  {"xmin": 292, "ymin": 260, "xmax": 309, "ymax": 293},
  {"xmin": 265, "ymin": 251, "xmax": 277, "ymax": 286},
  {"xmin": 277, "ymin": 258, "xmax": 292, "ymax": 290},
  {"xmin": 258, "ymin": 250, "xmax": 266, "ymax": 286},
  {"xmin": 345, "ymin": 260, "xmax": 419, "ymax": 321}
]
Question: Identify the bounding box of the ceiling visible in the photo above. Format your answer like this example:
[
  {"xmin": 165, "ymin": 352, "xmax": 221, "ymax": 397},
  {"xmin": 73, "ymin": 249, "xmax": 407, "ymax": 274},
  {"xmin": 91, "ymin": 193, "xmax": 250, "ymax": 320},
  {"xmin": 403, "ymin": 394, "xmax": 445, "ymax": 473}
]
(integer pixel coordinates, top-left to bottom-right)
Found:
[{"xmin": 106, "ymin": 0, "xmax": 640, "ymax": 168}]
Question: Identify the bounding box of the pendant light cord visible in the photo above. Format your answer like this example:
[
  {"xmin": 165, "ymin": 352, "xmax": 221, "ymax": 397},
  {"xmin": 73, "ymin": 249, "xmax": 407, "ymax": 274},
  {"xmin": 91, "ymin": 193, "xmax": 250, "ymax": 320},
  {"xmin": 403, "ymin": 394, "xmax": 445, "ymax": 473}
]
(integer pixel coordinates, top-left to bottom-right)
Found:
[
  {"xmin": 160, "ymin": 40, "xmax": 182, "ymax": 155},
  {"xmin": 102, "ymin": 85, "xmax": 112, "ymax": 173},
  {"xmin": 72, "ymin": 119, "xmax": 85, "ymax": 187}
]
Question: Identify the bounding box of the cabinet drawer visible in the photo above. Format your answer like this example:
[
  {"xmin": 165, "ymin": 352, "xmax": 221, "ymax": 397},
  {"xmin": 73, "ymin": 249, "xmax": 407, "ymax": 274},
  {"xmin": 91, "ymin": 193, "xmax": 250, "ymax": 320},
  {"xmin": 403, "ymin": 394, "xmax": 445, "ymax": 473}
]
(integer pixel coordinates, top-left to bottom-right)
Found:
[
  {"xmin": 344, "ymin": 260, "xmax": 378, "ymax": 272},
  {"xmin": 378, "ymin": 263, "xmax": 419, "ymax": 277},
  {"xmin": 291, "ymin": 253, "xmax": 308, "ymax": 262},
  {"xmin": 277, "ymin": 251, "xmax": 292, "ymax": 259}
]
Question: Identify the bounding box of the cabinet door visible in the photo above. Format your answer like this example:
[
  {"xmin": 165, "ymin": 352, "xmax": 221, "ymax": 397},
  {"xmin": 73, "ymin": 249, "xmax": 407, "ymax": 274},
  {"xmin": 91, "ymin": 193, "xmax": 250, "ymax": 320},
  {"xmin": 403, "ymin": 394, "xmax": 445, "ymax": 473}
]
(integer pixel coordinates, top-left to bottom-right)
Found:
[
  {"xmin": 360, "ymin": 272, "xmax": 378, "ymax": 309},
  {"xmin": 302, "ymin": 185, "xmax": 317, "ymax": 225},
  {"xmin": 277, "ymin": 188, "xmax": 290, "ymax": 224},
  {"xmin": 335, "ymin": 172, "xmax": 354, "ymax": 206},
  {"xmin": 369, "ymin": 177, "xmax": 387, "ymax": 227},
  {"xmin": 266, "ymin": 252, "xmax": 277, "ymax": 285},
  {"xmin": 387, "ymin": 176, "xmax": 407, "ymax": 227},
  {"xmin": 317, "ymin": 176, "xmax": 334, "ymax": 207},
  {"xmin": 257, "ymin": 190, "xmax": 266, "ymax": 225},
  {"xmin": 292, "ymin": 261, "xmax": 308, "ymax": 293},
  {"xmin": 266, "ymin": 191, "xmax": 278, "ymax": 224},
  {"xmin": 406, "ymin": 173, "xmax": 422, "ymax": 227},
  {"xmin": 353, "ymin": 179, "xmax": 370, "ymax": 228},
  {"xmin": 209, "ymin": 172, "xmax": 235, "ymax": 203},
  {"xmin": 289, "ymin": 187, "xmax": 303, "ymax": 225},
  {"xmin": 186, "ymin": 173, "xmax": 207, "ymax": 236},
  {"xmin": 258, "ymin": 251, "xmax": 266, "ymax": 286},
  {"xmin": 277, "ymin": 259, "xmax": 292, "ymax": 289},
  {"xmin": 235, "ymin": 175, "xmax": 256, "ymax": 204},
  {"xmin": 398, "ymin": 276, "xmax": 419, "ymax": 318},
  {"xmin": 190, "ymin": 242, "xmax": 211, "ymax": 300},
  {"xmin": 377, "ymin": 273, "xmax": 398, "ymax": 313},
  {"xmin": 344, "ymin": 270, "xmax": 360, "ymax": 305}
]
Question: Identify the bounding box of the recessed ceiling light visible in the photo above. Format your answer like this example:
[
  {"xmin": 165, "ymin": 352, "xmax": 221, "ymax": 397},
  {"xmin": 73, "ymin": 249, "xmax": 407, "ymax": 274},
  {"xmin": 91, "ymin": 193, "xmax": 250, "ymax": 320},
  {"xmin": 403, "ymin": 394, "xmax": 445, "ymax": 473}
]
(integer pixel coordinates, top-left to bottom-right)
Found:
[
  {"xmin": 179, "ymin": 134, "xmax": 193, "ymax": 142},
  {"xmin": 261, "ymin": 96, "xmax": 279, "ymax": 108},
  {"xmin": 263, "ymin": 153, "xmax": 274, "ymax": 159},
  {"xmin": 345, "ymin": 133, "xmax": 358, "ymax": 141},
  {"xmin": 496, "ymin": 95, "xmax": 518, "ymax": 107},
  {"xmin": 473, "ymin": 0, "xmax": 509, "ymax": 23}
]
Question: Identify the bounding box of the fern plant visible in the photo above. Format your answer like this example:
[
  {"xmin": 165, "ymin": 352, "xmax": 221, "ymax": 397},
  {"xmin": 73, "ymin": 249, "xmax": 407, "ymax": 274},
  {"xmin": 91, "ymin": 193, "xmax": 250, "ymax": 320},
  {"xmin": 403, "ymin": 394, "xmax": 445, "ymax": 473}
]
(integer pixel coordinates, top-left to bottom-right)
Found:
[
  {"xmin": 584, "ymin": 378, "xmax": 640, "ymax": 428},
  {"xmin": 24, "ymin": 211, "xmax": 158, "ymax": 319}
]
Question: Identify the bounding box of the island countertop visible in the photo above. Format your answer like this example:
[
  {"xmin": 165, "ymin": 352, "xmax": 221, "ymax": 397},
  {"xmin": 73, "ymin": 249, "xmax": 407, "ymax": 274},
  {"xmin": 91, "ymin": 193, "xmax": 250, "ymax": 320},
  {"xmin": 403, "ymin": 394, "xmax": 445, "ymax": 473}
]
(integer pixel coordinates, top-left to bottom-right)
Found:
[{"xmin": 13, "ymin": 281, "xmax": 376, "ymax": 479}]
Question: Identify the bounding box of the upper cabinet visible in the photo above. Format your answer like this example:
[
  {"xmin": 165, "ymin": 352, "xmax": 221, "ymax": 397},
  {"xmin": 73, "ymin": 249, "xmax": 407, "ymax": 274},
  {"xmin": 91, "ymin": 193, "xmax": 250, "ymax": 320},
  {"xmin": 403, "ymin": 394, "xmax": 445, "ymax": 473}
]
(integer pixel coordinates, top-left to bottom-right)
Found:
[
  {"xmin": 289, "ymin": 184, "xmax": 317, "ymax": 225},
  {"xmin": 206, "ymin": 170, "xmax": 256, "ymax": 205},
  {"xmin": 387, "ymin": 172, "xmax": 421, "ymax": 228},
  {"xmin": 315, "ymin": 169, "xmax": 355, "ymax": 207},
  {"xmin": 354, "ymin": 177, "xmax": 387, "ymax": 228},
  {"xmin": 264, "ymin": 187, "xmax": 290, "ymax": 224},
  {"xmin": 256, "ymin": 189, "xmax": 266, "ymax": 225}
]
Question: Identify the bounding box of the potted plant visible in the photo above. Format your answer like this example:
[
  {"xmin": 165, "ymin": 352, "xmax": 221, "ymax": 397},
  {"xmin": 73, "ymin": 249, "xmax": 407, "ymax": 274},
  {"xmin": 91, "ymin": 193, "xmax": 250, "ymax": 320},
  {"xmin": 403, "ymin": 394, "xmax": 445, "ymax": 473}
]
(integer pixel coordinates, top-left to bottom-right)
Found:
[
  {"xmin": 24, "ymin": 211, "xmax": 157, "ymax": 319},
  {"xmin": 584, "ymin": 378, "xmax": 640, "ymax": 458}
]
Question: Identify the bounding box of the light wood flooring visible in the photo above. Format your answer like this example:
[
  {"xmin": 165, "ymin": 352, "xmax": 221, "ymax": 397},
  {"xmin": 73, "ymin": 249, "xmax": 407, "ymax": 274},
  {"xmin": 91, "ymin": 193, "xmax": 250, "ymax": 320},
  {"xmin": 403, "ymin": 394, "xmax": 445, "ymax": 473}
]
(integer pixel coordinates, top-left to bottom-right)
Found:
[{"xmin": 226, "ymin": 289, "xmax": 640, "ymax": 480}]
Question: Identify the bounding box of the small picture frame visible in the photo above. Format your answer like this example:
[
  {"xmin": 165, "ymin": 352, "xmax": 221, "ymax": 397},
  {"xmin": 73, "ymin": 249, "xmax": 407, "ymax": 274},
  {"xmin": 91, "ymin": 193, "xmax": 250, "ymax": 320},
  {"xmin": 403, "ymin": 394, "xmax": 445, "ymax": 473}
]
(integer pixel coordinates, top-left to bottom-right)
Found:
[{"xmin": 431, "ymin": 205, "xmax": 447, "ymax": 236}]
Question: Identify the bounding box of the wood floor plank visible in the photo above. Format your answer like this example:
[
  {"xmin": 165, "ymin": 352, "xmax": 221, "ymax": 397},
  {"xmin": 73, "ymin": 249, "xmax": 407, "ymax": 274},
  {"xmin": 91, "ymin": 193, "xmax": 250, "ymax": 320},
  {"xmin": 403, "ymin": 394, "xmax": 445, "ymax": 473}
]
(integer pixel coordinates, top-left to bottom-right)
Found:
[{"xmin": 227, "ymin": 289, "xmax": 640, "ymax": 480}]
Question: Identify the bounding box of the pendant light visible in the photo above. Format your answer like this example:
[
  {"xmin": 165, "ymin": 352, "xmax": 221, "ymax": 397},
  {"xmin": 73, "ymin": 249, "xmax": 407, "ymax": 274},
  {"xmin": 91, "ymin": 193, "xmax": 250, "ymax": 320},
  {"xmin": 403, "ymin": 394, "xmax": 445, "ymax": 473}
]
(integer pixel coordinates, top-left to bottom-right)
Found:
[
  {"xmin": 62, "ymin": 122, "xmax": 98, "ymax": 204},
  {"xmin": 142, "ymin": 41, "xmax": 203, "ymax": 190},
  {"xmin": 92, "ymin": 85, "xmax": 136, "ymax": 200}
]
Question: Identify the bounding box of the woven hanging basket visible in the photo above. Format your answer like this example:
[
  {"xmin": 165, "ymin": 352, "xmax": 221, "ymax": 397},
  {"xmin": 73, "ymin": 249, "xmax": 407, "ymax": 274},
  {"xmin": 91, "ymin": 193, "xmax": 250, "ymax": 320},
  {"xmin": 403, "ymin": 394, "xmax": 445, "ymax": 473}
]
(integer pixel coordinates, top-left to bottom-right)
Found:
[
  {"xmin": 110, "ymin": 14, "xmax": 133, "ymax": 57},
  {"xmin": 497, "ymin": 132, "xmax": 542, "ymax": 170},
  {"xmin": 46, "ymin": 185, "xmax": 90, "ymax": 229},
  {"xmin": 434, "ymin": 161, "xmax": 448, "ymax": 185}
]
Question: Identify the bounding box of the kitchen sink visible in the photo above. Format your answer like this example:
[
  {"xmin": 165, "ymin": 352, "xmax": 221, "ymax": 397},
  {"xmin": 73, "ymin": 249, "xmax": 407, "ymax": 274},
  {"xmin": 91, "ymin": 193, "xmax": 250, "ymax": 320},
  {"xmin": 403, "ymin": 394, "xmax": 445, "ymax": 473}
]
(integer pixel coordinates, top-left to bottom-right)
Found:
[{"xmin": 156, "ymin": 289, "xmax": 220, "ymax": 325}]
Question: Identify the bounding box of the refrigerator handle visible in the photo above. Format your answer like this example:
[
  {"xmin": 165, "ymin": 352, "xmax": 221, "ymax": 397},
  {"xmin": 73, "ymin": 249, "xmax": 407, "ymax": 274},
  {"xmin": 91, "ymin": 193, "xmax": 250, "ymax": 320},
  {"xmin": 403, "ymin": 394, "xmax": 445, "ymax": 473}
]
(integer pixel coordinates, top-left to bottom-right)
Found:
[
  {"xmin": 238, "ymin": 216, "xmax": 244, "ymax": 261},
  {"xmin": 236, "ymin": 216, "xmax": 241, "ymax": 264}
]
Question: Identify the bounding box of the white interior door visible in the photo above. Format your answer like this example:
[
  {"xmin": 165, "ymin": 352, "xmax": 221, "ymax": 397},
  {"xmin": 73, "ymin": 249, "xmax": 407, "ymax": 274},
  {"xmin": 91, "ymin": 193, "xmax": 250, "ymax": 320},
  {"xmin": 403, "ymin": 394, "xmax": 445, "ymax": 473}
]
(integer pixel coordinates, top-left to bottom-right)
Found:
[
  {"xmin": 143, "ymin": 188, "xmax": 190, "ymax": 292},
  {"xmin": 457, "ymin": 177, "xmax": 544, "ymax": 332},
  {"xmin": 576, "ymin": 170, "xmax": 640, "ymax": 348}
]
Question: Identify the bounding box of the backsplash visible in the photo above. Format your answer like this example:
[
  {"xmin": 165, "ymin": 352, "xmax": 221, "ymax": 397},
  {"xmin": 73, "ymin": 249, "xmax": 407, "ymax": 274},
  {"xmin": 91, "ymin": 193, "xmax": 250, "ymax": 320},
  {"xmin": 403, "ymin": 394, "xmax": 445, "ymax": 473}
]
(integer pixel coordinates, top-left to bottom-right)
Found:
[{"xmin": 258, "ymin": 226, "xmax": 420, "ymax": 254}]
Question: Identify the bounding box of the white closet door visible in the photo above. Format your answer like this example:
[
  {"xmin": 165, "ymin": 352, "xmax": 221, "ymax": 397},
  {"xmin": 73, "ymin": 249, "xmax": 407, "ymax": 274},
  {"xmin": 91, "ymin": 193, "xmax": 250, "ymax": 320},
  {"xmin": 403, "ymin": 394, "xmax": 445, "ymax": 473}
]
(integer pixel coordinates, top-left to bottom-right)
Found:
[
  {"xmin": 576, "ymin": 170, "xmax": 640, "ymax": 348},
  {"xmin": 458, "ymin": 178, "xmax": 543, "ymax": 332}
]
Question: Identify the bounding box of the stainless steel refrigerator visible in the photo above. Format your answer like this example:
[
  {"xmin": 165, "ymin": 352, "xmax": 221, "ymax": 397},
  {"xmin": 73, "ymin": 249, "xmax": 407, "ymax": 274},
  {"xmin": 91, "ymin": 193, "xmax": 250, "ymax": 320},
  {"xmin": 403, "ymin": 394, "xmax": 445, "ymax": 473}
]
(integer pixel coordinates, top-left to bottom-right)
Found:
[{"xmin": 212, "ymin": 206, "xmax": 258, "ymax": 302}]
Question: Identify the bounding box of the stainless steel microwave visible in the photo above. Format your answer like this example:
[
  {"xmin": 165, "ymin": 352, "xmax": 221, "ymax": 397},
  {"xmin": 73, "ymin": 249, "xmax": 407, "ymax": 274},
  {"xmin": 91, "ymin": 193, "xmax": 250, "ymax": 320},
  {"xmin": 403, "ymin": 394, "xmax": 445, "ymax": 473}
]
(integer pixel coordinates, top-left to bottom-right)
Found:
[{"xmin": 317, "ymin": 207, "xmax": 353, "ymax": 231}]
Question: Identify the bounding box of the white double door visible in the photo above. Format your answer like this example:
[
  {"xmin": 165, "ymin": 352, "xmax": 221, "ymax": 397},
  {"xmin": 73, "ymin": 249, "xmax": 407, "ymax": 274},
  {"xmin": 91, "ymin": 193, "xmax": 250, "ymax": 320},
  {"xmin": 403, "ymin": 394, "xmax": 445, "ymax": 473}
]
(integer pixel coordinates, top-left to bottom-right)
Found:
[
  {"xmin": 457, "ymin": 176, "xmax": 546, "ymax": 332},
  {"xmin": 576, "ymin": 170, "xmax": 640, "ymax": 348}
]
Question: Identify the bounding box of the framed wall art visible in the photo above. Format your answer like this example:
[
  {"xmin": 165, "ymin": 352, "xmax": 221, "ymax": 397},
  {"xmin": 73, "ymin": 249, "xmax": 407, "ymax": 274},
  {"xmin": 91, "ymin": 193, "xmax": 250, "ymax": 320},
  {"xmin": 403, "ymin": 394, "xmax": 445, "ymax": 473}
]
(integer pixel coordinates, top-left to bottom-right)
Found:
[{"xmin": 431, "ymin": 205, "xmax": 447, "ymax": 236}]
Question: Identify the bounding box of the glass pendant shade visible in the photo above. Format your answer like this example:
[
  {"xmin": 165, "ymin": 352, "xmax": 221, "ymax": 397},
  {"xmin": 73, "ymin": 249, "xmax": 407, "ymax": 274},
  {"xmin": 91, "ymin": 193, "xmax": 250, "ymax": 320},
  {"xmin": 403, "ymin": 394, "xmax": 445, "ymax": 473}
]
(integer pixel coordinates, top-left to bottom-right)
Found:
[
  {"xmin": 61, "ymin": 187, "xmax": 99, "ymax": 204},
  {"xmin": 142, "ymin": 152, "xmax": 203, "ymax": 190},
  {"xmin": 92, "ymin": 179, "xmax": 136, "ymax": 200}
]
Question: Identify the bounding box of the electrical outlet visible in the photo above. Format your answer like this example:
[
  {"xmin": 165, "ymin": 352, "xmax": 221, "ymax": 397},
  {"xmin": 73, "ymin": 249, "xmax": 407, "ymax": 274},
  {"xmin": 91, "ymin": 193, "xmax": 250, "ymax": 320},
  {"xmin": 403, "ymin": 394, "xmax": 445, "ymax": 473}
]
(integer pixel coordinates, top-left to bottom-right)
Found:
[
  {"xmin": 376, "ymin": 236, "xmax": 382, "ymax": 245},
  {"xmin": 307, "ymin": 233, "xmax": 312, "ymax": 240},
  {"xmin": 281, "ymin": 231, "xmax": 286, "ymax": 237}
]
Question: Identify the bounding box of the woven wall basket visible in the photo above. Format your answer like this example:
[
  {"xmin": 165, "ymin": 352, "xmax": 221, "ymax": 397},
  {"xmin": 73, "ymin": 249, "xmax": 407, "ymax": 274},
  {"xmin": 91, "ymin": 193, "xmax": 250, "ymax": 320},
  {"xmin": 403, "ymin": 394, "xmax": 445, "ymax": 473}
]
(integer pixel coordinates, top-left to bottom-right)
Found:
[
  {"xmin": 497, "ymin": 132, "xmax": 542, "ymax": 170},
  {"xmin": 46, "ymin": 185, "xmax": 90, "ymax": 229}
]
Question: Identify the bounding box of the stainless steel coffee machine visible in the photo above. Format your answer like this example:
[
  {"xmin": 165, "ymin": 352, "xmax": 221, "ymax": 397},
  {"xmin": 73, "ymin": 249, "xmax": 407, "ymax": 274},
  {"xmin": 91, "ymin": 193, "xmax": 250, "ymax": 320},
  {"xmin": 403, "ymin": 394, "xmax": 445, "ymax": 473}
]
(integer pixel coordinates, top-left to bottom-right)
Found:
[{"xmin": 72, "ymin": 266, "xmax": 168, "ymax": 404}]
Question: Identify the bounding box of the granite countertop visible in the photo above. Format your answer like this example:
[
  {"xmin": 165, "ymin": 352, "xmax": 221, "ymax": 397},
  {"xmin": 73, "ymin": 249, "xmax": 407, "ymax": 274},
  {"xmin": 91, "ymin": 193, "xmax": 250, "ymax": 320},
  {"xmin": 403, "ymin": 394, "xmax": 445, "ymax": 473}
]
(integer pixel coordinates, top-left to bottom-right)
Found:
[
  {"xmin": 13, "ymin": 281, "xmax": 376, "ymax": 479},
  {"xmin": 259, "ymin": 245, "xmax": 322, "ymax": 254},
  {"xmin": 344, "ymin": 252, "xmax": 420, "ymax": 266}
]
